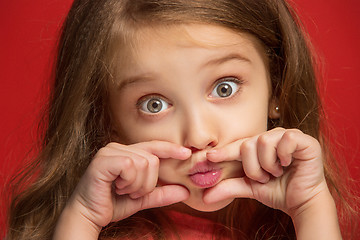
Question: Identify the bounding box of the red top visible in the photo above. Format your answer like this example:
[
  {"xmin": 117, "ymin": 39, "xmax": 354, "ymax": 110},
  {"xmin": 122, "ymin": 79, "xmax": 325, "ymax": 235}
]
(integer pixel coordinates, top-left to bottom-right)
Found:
[
  {"xmin": 121, "ymin": 210, "xmax": 232, "ymax": 239},
  {"xmin": 167, "ymin": 210, "xmax": 219, "ymax": 239}
]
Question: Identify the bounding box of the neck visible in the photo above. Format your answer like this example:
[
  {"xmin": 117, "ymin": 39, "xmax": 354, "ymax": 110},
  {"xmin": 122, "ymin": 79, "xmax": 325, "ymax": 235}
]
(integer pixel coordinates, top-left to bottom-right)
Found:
[{"xmin": 162, "ymin": 202, "xmax": 222, "ymax": 222}]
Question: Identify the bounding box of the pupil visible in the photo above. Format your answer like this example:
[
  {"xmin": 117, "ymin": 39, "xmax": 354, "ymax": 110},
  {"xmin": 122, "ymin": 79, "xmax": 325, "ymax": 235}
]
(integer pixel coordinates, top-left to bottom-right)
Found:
[
  {"xmin": 152, "ymin": 102, "xmax": 159, "ymax": 108},
  {"xmin": 147, "ymin": 99, "xmax": 162, "ymax": 113},
  {"xmin": 221, "ymin": 86, "xmax": 228, "ymax": 93},
  {"xmin": 217, "ymin": 83, "xmax": 232, "ymax": 97}
]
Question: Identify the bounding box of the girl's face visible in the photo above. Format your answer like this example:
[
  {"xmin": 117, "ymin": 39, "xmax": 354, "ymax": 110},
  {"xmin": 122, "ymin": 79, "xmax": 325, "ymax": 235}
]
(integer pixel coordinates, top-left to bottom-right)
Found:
[{"xmin": 109, "ymin": 24, "xmax": 273, "ymax": 212}]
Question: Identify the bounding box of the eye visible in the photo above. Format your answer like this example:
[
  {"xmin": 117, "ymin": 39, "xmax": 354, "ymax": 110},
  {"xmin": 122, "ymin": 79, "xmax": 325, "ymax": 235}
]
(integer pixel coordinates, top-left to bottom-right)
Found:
[
  {"xmin": 139, "ymin": 97, "xmax": 170, "ymax": 114},
  {"xmin": 210, "ymin": 77, "xmax": 242, "ymax": 98}
]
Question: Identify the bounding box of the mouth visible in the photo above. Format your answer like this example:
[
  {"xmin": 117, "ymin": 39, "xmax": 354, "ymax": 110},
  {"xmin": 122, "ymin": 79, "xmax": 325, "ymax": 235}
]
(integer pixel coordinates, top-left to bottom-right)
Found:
[{"xmin": 188, "ymin": 161, "xmax": 222, "ymax": 188}]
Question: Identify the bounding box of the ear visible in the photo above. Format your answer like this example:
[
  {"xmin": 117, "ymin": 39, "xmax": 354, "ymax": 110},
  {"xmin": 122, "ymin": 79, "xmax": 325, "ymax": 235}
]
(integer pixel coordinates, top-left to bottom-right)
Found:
[{"xmin": 268, "ymin": 98, "xmax": 280, "ymax": 119}]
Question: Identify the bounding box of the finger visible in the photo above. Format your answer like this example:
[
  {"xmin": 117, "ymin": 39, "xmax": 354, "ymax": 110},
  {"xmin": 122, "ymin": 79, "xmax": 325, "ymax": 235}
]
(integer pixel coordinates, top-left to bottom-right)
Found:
[
  {"xmin": 139, "ymin": 152, "xmax": 160, "ymax": 197},
  {"xmin": 276, "ymin": 129, "xmax": 306, "ymax": 166},
  {"xmin": 203, "ymin": 178, "xmax": 253, "ymax": 204},
  {"xmin": 277, "ymin": 129, "xmax": 321, "ymax": 165},
  {"xmin": 115, "ymin": 155, "xmax": 148, "ymax": 196},
  {"xmin": 257, "ymin": 131, "xmax": 284, "ymax": 177},
  {"xmin": 109, "ymin": 141, "xmax": 184, "ymax": 199},
  {"xmin": 113, "ymin": 185, "xmax": 189, "ymax": 222},
  {"xmin": 129, "ymin": 155, "xmax": 160, "ymax": 199},
  {"xmin": 105, "ymin": 141, "xmax": 191, "ymax": 161},
  {"xmin": 92, "ymin": 155, "xmax": 136, "ymax": 184},
  {"xmin": 206, "ymin": 139, "xmax": 244, "ymax": 162},
  {"xmin": 104, "ymin": 144, "xmax": 161, "ymax": 198},
  {"xmin": 139, "ymin": 185, "xmax": 190, "ymax": 210},
  {"xmin": 241, "ymin": 138, "xmax": 270, "ymax": 183},
  {"xmin": 134, "ymin": 141, "xmax": 192, "ymax": 160},
  {"xmin": 113, "ymin": 159, "xmax": 137, "ymax": 190}
]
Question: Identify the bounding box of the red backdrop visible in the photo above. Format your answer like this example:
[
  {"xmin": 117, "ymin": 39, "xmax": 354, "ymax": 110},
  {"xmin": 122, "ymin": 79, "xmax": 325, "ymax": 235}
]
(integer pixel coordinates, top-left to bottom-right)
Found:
[{"xmin": 0, "ymin": 0, "xmax": 359, "ymax": 236}]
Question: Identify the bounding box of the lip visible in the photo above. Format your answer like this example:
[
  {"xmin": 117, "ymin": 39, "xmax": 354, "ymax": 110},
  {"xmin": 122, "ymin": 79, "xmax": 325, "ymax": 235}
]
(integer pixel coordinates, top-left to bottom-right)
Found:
[{"xmin": 188, "ymin": 161, "xmax": 222, "ymax": 188}]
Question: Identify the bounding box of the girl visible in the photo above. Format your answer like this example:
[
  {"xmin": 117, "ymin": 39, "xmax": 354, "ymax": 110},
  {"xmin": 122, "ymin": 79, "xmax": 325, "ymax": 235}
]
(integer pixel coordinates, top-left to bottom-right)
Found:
[{"xmin": 7, "ymin": 0, "xmax": 358, "ymax": 239}]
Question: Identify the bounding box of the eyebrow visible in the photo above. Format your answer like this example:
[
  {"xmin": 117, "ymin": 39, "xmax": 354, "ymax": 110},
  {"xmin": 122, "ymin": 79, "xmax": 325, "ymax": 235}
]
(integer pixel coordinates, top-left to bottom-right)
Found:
[
  {"xmin": 203, "ymin": 53, "xmax": 251, "ymax": 67},
  {"xmin": 117, "ymin": 75, "xmax": 154, "ymax": 90},
  {"xmin": 117, "ymin": 53, "xmax": 251, "ymax": 90}
]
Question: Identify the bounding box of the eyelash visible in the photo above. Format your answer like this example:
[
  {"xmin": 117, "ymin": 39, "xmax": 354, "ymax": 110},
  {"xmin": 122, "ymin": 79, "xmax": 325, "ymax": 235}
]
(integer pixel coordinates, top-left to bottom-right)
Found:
[
  {"xmin": 136, "ymin": 76, "xmax": 244, "ymax": 115},
  {"xmin": 209, "ymin": 77, "xmax": 244, "ymax": 99},
  {"xmin": 136, "ymin": 95, "xmax": 171, "ymax": 115}
]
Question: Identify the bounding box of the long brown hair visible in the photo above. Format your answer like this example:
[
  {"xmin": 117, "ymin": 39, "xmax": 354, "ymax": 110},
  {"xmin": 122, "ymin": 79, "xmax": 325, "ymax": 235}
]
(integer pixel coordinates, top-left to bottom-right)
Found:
[{"xmin": 7, "ymin": 0, "xmax": 358, "ymax": 239}]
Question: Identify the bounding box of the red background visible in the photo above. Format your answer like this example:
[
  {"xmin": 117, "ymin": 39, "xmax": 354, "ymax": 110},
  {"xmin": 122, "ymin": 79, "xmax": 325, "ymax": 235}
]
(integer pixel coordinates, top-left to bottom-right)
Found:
[{"xmin": 0, "ymin": 0, "xmax": 359, "ymax": 236}]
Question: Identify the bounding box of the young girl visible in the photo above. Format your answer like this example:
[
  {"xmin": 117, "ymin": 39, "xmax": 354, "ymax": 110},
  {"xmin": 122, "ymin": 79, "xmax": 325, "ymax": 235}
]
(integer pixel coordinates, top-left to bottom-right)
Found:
[{"xmin": 7, "ymin": 0, "xmax": 358, "ymax": 239}]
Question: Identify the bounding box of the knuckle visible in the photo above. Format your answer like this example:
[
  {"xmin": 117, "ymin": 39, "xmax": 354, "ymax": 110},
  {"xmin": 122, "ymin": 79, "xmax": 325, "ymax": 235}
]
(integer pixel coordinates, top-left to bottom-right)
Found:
[
  {"xmin": 147, "ymin": 155, "xmax": 160, "ymax": 168},
  {"xmin": 106, "ymin": 142, "xmax": 125, "ymax": 150},
  {"xmin": 121, "ymin": 156, "xmax": 134, "ymax": 169},
  {"xmin": 137, "ymin": 157, "xmax": 149, "ymax": 170},
  {"xmin": 106, "ymin": 142, "xmax": 118, "ymax": 148},
  {"xmin": 257, "ymin": 134, "xmax": 270, "ymax": 147},
  {"xmin": 95, "ymin": 142, "xmax": 123, "ymax": 156},
  {"xmin": 273, "ymin": 127, "xmax": 285, "ymax": 132},
  {"xmin": 240, "ymin": 140, "xmax": 254, "ymax": 153},
  {"xmin": 291, "ymin": 128, "xmax": 303, "ymax": 133},
  {"xmin": 282, "ymin": 129, "xmax": 299, "ymax": 141},
  {"xmin": 95, "ymin": 147, "xmax": 110, "ymax": 157}
]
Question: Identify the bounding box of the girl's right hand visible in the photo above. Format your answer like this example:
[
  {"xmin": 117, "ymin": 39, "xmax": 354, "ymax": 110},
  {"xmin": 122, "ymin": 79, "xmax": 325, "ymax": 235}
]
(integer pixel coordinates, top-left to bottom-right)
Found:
[{"xmin": 55, "ymin": 141, "xmax": 191, "ymax": 236}]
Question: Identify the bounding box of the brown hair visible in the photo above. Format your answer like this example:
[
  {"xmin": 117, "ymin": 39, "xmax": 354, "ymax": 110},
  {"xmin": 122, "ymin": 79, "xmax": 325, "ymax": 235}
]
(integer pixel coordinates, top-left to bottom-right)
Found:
[{"xmin": 7, "ymin": 0, "xmax": 358, "ymax": 239}]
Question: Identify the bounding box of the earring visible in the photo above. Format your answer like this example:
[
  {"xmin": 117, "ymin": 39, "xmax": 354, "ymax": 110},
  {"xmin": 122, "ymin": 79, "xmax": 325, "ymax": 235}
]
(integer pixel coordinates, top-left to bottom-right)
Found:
[{"xmin": 275, "ymin": 106, "xmax": 280, "ymax": 112}]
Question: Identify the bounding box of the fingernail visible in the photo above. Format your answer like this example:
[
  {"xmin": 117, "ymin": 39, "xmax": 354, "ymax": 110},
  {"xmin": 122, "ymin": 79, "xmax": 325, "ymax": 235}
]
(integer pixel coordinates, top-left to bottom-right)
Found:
[
  {"xmin": 181, "ymin": 147, "xmax": 191, "ymax": 155},
  {"xmin": 207, "ymin": 149, "xmax": 218, "ymax": 155}
]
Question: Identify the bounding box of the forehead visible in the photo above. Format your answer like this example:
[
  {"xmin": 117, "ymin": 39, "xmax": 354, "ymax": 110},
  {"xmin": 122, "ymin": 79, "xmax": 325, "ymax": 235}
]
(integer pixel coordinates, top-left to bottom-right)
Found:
[
  {"xmin": 141, "ymin": 24, "xmax": 250, "ymax": 46},
  {"xmin": 127, "ymin": 23, "xmax": 265, "ymax": 53},
  {"xmin": 113, "ymin": 24, "xmax": 267, "ymax": 82}
]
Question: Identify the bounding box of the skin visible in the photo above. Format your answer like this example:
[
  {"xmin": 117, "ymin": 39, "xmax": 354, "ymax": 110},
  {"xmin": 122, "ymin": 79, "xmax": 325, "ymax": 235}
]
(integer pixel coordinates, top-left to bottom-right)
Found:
[
  {"xmin": 110, "ymin": 24, "xmax": 273, "ymax": 212},
  {"xmin": 54, "ymin": 24, "xmax": 342, "ymax": 239}
]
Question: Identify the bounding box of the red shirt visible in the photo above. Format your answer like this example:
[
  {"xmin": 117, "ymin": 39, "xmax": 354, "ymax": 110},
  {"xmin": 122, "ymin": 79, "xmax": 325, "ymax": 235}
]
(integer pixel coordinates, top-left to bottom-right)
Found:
[{"xmin": 120, "ymin": 210, "xmax": 232, "ymax": 239}]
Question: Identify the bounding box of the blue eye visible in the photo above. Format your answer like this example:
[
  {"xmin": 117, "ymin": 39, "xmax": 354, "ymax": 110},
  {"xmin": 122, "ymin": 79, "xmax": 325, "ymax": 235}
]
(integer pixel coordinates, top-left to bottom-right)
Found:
[
  {"xmin": 139, "ymin": 97, "xmax": 169, "ymax": 114},
  {"xmin": 210, "ymin": 77, "xmax": 241, "ymax": 98}
]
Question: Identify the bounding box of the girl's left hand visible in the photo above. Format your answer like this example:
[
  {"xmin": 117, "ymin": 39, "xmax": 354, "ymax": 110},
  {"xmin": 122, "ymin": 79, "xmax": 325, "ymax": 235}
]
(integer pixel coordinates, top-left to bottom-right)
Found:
[{"xmin": 204, "ymin": 127, "xmax": 329, "ymax": 217}]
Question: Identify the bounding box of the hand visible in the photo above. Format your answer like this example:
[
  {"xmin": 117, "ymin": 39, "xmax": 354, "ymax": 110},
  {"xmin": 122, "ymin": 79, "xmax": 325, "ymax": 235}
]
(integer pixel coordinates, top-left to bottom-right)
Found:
[
  {"xmin": 204, "ymin": 127, "xmax": 329, "ymax": 216},
  {"xmin": 64, "ymin": 141, "xmax": 191, "ymax": 229}
]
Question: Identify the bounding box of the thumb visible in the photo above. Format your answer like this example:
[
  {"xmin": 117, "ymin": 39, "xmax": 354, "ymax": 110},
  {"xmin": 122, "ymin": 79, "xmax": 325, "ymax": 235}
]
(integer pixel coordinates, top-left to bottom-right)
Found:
[
  {"xmin": 203, "ymin": 178, "xmax": 254, "ymax": 204},
  {"xmin": 140, "ymin": 185, "xmax": 190, "ymax": 210}
]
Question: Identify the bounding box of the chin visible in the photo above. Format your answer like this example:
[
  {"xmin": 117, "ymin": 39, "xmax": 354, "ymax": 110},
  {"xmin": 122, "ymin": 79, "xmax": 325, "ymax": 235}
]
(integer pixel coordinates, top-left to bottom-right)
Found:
[{"xmin": 182, "ymin": 192, "xmax": 234, "ymax": 212}]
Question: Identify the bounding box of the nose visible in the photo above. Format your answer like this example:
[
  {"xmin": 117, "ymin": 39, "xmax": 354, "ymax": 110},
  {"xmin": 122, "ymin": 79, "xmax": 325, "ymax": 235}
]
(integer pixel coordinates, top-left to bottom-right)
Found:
[{"xmin": 182, "ymin": 108, "xmax": 218, "ymax": 151}]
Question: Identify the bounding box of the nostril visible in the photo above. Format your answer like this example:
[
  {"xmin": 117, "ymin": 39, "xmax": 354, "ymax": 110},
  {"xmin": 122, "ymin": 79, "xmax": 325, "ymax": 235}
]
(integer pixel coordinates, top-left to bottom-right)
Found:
[
  {"xmin": 208, "ymin": 140, "xmax": 217, "ymax": 148},
  {"xmin": 190, "ymin": 147, "xmax": 201, "ymax": 153},
  {"xmin": 187, "ymin": 141, "xmax": 218, "ymax": 153}
]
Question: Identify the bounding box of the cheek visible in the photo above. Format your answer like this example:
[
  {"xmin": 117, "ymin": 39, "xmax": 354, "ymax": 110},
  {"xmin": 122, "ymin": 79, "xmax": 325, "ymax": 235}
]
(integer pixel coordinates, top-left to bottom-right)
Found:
[
  {"xmin": 158, "ymin": 159, "xmax": 182, "ymax": 184},
  {"xmin": 110, "ymin": 96, "xmax": 176, "ymax": 144},
  {"xmin": 115, "ymin": 114, "xmax": 181, "ymax": 144},
  {"xmin": 217, "ymin": 100, "xmax": 269, "ymax": 141}
]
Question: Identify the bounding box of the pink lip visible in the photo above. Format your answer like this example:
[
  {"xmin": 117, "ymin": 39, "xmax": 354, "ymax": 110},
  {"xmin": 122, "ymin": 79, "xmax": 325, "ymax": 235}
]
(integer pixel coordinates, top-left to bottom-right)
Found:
[{"xmin": 188, "ymin": 161, "xmax": 222, "ymax": 188}]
